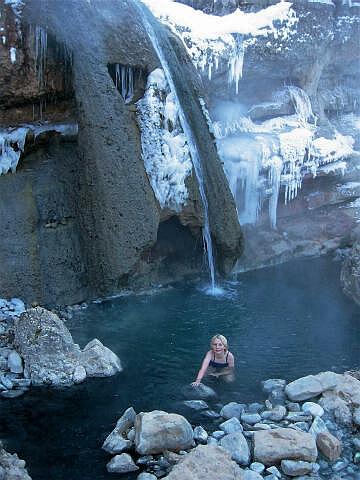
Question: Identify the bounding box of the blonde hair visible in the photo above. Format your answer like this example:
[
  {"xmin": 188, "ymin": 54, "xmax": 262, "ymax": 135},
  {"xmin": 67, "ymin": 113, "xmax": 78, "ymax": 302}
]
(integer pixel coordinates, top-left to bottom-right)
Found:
[{"xmin": 210, "ymin": 334, "xmax": 228, "ymax": 351}]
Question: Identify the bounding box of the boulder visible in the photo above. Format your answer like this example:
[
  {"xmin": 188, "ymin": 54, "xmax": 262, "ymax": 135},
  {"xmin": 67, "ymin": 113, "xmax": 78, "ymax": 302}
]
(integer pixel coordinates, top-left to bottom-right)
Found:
[
  {"xmin": 182, "ymin": 384, "xmax": 217, "ymax": 400},
  {"xmin": 261, "ymin": 405, "xmax": 287, "ymax": 422},
  {"xmin": 241, "ymin": 413, "xmax": 261, "ymax": 425},
  {"xmin": 103, "ymin": 407, "xmax": 136, "ymax": 454},
  {"xmin": 135, "ymin": 411, "xmax": 193, "ymax": 455},
  {"xmin": 220, "ymin": 417, "xmax": 243, "ymax": 434},
  {"xmin": 106, "ymin": 453, "xmax": 139, "ymax": 473},
  {"xmin": 309, "ymin": 416, "xmax": 328, "ymax": 438},
  {"xmin": 302, "ymin": 402, "xmax": 324, "ymax": 417},
  {"xmin": 262, "ymin": 379, "xmax": 286, "ymax": 393},
  {"xmin": 253, "ymin": 428, "xmax": 318, "ymax": 465},
  {"xmin": 285, "ymin": 372, "xmax": 338, "ymax": 401},
  {"xmin": 281, "ymin": 459, "xmax": 315, "ymax": 476},
  {"xmin": 193, "ymin": 426, "xmax": 208, "ymax": 444},
  {"xmin": 80, "ymin": 338, "xmax": 122, "ymax": 377},
  {"xmin": 162, "ymin": 445, "xmax": 244, "ymax": 479},
  {"xmin": 0, "ymin": 446, "xmax": 32, "ymax": 480},
  {"xmin": 220, "ymin": 402, "xmax": 245, "ymax": 419},
  {"xmin": 316, "ymin": 432, "xmax": 342, "ymax": 461},
  {"xmin": 183, "ymin": 400, "xmax": 208, "ymax": 411},
  {"xmin": 14, "ymin": 307, "xmax": 82, "ymax": 386},
  {"xmin": 219, "ymin": 431, "xmax": 250, "ymax": 466},
  {"xmin": 319, "ymin": 391, "xmax": 352, "ymax": 426},
  {"xmin": 7, "ymin": 350, "xmax": 23, "ymax": 374}
]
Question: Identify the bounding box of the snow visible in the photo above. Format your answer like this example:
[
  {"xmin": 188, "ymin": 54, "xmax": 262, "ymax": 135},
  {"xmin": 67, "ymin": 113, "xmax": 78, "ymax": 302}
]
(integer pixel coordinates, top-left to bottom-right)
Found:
[
  {"xmin": 140, "ymin": 0, "xmax": 297, "ymax": 92},
  {"xmin": 136, "ymin": 68, "xmax": 192, "ymax": 211}
]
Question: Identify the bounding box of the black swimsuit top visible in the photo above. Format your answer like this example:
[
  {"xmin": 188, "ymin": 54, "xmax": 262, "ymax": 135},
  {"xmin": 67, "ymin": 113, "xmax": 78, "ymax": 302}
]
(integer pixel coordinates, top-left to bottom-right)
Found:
[{"xmin": 209, "ymin": 352, "xmax": 229, "ymax": 368}]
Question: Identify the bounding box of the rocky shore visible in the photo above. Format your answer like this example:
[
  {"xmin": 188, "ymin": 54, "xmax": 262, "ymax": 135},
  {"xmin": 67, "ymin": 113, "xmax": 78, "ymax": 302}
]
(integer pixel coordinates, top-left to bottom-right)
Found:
[{"xmin": 101, "ymin": 371, "xmax": 360, "ymax": 480}]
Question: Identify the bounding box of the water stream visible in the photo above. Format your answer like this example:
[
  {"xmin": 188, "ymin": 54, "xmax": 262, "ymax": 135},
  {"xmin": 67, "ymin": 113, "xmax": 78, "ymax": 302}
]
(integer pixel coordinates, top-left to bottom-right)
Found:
[
  {"xmin": 1, "ymin": 257, "xmax": 360, "ymax": 480},
  {"xmin": 135, "ymin": 1, "xmax": 217, "ymax": 293}
]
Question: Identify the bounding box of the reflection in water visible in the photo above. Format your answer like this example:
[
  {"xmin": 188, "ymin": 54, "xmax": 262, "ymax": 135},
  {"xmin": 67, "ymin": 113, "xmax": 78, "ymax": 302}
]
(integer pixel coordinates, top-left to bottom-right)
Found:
[{"xmin": 1, "ymin": 257, "xmax": 360, "ymax": 480}]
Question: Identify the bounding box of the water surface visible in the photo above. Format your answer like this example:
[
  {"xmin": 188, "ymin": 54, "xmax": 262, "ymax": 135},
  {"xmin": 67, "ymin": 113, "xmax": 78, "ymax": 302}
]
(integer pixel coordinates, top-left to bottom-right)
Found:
[{"xmin": 1, "ymin": 257, "xmax": 359, "ymax": 480}]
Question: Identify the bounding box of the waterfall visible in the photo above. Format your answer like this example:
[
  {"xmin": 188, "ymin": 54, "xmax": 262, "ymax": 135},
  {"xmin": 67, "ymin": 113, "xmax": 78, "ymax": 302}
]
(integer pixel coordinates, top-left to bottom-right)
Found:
[{"xmin": 135, "ymin": 1, "xmax": 217, "ymax": 292}]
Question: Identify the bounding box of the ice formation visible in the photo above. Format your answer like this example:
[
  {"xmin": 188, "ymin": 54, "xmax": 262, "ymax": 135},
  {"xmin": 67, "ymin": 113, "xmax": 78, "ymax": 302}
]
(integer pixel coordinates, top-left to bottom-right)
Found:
[
  {"xmin": 214, "ymin": 87, "xmax": 357, "ymax": 228},
  {"xmin": 34, "ymin": 25, "xmax": 47, "ymax": 88},
  {"xmin": 0, "ymin": 128, "xmax": 28, "ymax": 175},
  {"xmin": 9, "ymin": 46, "xmax": 16, "ymax": 63},
  {"xmin": 136, "ymin": 68, "xmax": 192, "ymax": 211},
  {"xmin": 114, "ymin": 64, "xmax": 134, "ymax": 104},
  {"xmin": 141, "ymin": 0, "xmax": 297, "ymax": 93},
  {"xmin": 0, "ymin": 123, "xmax": 78, "ymax": 176}
]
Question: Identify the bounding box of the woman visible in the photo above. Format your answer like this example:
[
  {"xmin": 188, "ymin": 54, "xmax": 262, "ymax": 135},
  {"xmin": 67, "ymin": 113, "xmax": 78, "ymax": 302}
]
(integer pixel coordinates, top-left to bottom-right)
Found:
[{"xmin": 191, "ymin": 334, "xmax": 234, "ymax": 386}]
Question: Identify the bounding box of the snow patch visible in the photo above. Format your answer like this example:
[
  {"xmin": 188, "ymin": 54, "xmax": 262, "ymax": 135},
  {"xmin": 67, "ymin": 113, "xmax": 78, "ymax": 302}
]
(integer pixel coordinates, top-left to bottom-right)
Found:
[{"xmin": 9, "ymin": 46, "xmax": 16, "ymax": 63}]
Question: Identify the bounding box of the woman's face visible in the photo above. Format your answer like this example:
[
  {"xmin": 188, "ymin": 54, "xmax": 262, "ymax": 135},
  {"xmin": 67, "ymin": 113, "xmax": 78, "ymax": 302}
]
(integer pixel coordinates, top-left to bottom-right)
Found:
[{"xmin": 212, "ymin": 339, "xmax": 225, "ymax": 354}]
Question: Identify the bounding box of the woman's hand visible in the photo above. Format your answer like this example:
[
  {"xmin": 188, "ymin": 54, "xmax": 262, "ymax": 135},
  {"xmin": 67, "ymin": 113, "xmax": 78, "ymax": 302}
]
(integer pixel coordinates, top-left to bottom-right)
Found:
[{"xmin": 191, "ymin": 381, "xmax": 201, "ymax": 387}]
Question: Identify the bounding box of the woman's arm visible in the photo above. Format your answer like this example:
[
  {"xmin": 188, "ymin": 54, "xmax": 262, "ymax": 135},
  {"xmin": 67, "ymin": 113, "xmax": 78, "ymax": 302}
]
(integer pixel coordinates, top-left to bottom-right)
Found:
[
  {"xmin": 227, "ymin": 352, "xmax": 235, "ymax": 368},
  {"xmin": 191, "ymin": 351, "xmax": 212, "ymax": 386}
]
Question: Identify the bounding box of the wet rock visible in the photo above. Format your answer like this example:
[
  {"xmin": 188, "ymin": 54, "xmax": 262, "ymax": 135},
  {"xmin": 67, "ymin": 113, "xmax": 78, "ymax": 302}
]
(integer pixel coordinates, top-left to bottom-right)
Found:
[
  {"xmin": 193, "ymin": 426, "xmax": 208, "ymax": 444},
  {"xmin": 219, "ymin": 431, "xmax": 250, "ymax": 466},
  {"xmin": 247, "ymin": 403, "xmax": 263, "ymax": 413},
  {"xmin": 182, "ymin": 384, "xmax": 217, "ymax": 400},
  {"xmin": 240, "ymin": 470, "xmax": 263, "ymax": 480},
  {"xmin": 106, "ymin": 453, "xmax": 139, "ymax": 473},
  {"xmin": 220, "ymin": 402, "xmax": 245, "ymax": 419},
  {"xmin": 266, "ymin": 466, "xmax": 281, "ymax": 477},
  {"xmin": 219, "ymin": 417, "xmax": 243, "ymax": 434},
  {"xmin": 162, "ymin": 444, "xmax": 244, "ymax": 479},
  {"xmin": 316, "ymin": 432, "xmax": 342, "ymax": 461},
  {"xmin": 201, "ymin": 410, "xmax": 220, "ymax": 419},
  {"xmin": 0, "ymin": 445, "xmax": 31, "ymax": 480},
  {"xmin": 103, "ymin": 407, "xmax": 136, "ymax": 454},
  {"xmin": 281, "ymin": 459, "xmax": 315, "ymax": 476},
  {"xmin": 135, "ymin": 411, "xmax": 193, "ymax": 455},
  {"xmin": 319, "ymin": 391, "xmax": 353, "ymax": 427},
  {"xmin": 302, "ymin": 402, "xmax": 324, "ymax": 417},
  {"xmin": 212, "ymin": 430, "xmax": 225, "ymax": 440},
  {"xmin": 353, "ymin": 407, "xmax": 360, "ymax": 426},
  {"xmin": 286, "ymin": 412, "xmax": 312, "ymax": 423},
  {"xmin": 80, "ymin": 338, "xmax": 122, "ymax": 377},
  {"xmin": 253, "ymin": 428, "xmax": 318, "ymax": 465},
  {"xmin": 137, "ymin": 473, "xmax": 157, "ymax": 480},
  {"xmin": 285, "ymin": 372, "xmax": 339, "ymax": 401},
  {"xmin": 262, "ymin": 379, "xmax": 286, "ymax": 393},
  {"xmin": 183, "ymin": 400, "xmax": 208, "ymax": 411}
]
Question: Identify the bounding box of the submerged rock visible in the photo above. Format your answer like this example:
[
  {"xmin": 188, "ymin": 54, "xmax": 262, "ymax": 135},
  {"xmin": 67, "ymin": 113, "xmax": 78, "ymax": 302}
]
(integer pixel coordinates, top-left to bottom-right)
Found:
[
  {"xmin": 182, "ymin": 383, "xmax": 217, "ymax": 400},
  {"xmin": 106, "ymin": 453, "xmax": 139, "ymax": 474}
]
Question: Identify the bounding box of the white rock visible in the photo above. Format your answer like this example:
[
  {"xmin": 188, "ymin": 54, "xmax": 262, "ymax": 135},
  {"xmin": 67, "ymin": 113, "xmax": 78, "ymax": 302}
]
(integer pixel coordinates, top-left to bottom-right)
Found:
[
  {"xmin": 106, "ymin": 453, "xmax": 139, "ymax": 473},
  {"xmin": 219, "ymin": 431, "xmax": 250, "ymax": 465},
  {"xmin": 7, "ymin": 351, "xmax": 23, "ymax": 374},
  {"xmin": 302, "ymin": 402, "xmax": 324, "ymax": 417},
  {"xmin": 81, "ymin": 338, "xmax": 122, "ymax": 377},
  {"xmin": 193, "ymin": 426, "xmax": 208, "ymax": 444},
  {"xmin": 250, "ymin": 462, "xmax": 265, "ymax": 473},
  {"xmin": 220, "ymin": 402, "xmax": 245, "ymax": 419},
  {"xmin": 219, "ymin": 417, "xmax": 243, "ymax": 434}
]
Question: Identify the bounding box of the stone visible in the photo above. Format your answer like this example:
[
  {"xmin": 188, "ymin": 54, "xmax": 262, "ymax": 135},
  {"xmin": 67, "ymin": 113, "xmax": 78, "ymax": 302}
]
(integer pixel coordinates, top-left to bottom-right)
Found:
[
  {"xmin": 0, "ymin": 447, "xmax": 31, "ymax": 480},
  {"xmin": 287, "ymin": 402, "xmax": 301, "ymax": 412},
  {"xmin": 106, "ymin": 453, "xmax": 139, "ymax": 473},
  {"xmin": 207, "ymin": 437, "xmax": 218, "ymax": 446},
  {"xmin": 212, "ymin": 430, "xmax": 225, "ymax": 440},
  {"xmin": 319, "ymin": 391, "xmax": 353, "ymax": 427},
  {"xmin": 266, "ymin": 466, "xmax": 281, "ymax": 477},
  {"xmin": 285, "ymin": 372, "xmax": 338, "ymax": 401},
  {"xmin": 241, "ymin": 413, "xmax": 261, "ymax": 425},
  {"xmin": 220, "ymin": 417, "xmax": 243, "ymax": 434},
  {"xmin": 73, "ymin": 365, "xmax": 87, "ymax": 384},
  {"xmin": 162, "ymin": 445, "xmax": 244, "ymax": 479},
  {"xmin": 269, "ymin": 388, "xmax": 286, "ymax": 406},
  {"xmin": 182, "ymin": 384, "xmax": 217, "ymax": 400},
  {"xmin": 103, "ymin": 407, "xmax": 136, "ymax": 453},
  {"xmin": 261, "ymin": 405, "xmax": 287, "ymax": 421},
  {"xmin": 193, "ymin": 426, "xmax": 208, "ymax": 444},
  {"xmin": 135, "ymin": 411, "xmax": 193, "ymax": 455},
  {"xmin": 286, "ymin": 412, "xmax": 312, "ymax": 423},
  {"xmin": 309, "ymin": 416, "xmax": 328, "ymax": 438},
  {"xmin": 80, "ymin": 338, "xmax": 122, "ymax": 377},
  {"xmin": 262, "ymin": 379, "xmax": 286, "ymax": 393},
  {"xmin": 302, "ymin": 402, "xmax": 324, "ymax": 417},
  {"xmin": 247, "ymin": 403, "xmax": 263, "ymax": 413},
  {"xmin": 219, "ymin": 431, "xmax": 250, "ymax": 465},
  {"xmin": 240, "ymin": 471, "xmax": 263, "ymax": 480},
  {"xmin": 281, "ymin": 459, "xmax": 315, "ymax": 476},
  {"xmin": 7, "ymin": 351, "xmax": 23, "ymax": 374},
  {"xmin": 201, "ymin": 410, "xmax": 220, "ymax": 418},
  {"xmin": 220, "ymin": 402, "xmax": 245, "ymax": 419},
  {"xmin": 0, "ymin": 374, "xmax": 13, "ymax": 390},
  {"xmin": 250, "ymin": 462, "xmax": 265, "ymax": 473},
  {"xmin": 353, "ymin": 407, "xmax": 360, "ymax": 426},
  {"xmin": 253, "ymin": 428, "xmax": 318, "ymax": 465},
  {"xmin": 137, "ymin": 474, "xmax": 157, "ymax": 480},
  {"xmin": 183, "ymin": 400, "xmax": 208, "ymax": 411},
  {"xmin": 1, "ymin": 389, "xmax": 27, "ymax": 398},
  {"xmin": 316, "ymin": 432, "xmax": 342, "ymax": 461}
]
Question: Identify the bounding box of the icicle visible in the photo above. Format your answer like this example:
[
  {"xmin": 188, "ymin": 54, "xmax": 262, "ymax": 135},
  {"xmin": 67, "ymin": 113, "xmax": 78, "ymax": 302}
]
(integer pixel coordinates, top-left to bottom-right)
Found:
[
  {"xmin": 114, "ymin": 64, "xmax": 135, "ymax": 104},
  {"xmin": 228, "ymin": 36, "xmax": 245, "ymax": 95},
  {"xmin": 34, "ymin": 25, "xmax": 48, "ymax": 89}
]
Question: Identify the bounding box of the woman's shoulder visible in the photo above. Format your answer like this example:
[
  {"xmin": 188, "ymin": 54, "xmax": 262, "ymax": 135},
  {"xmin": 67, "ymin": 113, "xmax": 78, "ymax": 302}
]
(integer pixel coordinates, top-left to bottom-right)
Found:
[{"xmin": 227, "ymin": 351, "xmax": 234, "ymax": 358}]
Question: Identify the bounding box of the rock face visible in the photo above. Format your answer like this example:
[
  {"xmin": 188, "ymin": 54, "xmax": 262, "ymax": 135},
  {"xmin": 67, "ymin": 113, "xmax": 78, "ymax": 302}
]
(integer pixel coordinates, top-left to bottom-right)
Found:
[
  {"xmin": 253, "ymin": 428, "xmax": 318, "ymax": 465},
  {"xmin": 341, "ymin": 241, "xmax": 360, "ymax": 306},
  {"xmin": 162, "ymin": 445, "xmax": 244, "ymax": 480},
  {"xmin": 13, "ymin": 307, "xmax": 121, "ymax": 386},
  {"xmin": 135, "ymin": 411, "xmax": 194, "ymax": 455},
  {"xmin": 0, "ymin": 0, "xmax": 243, "ymax": 305}
]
